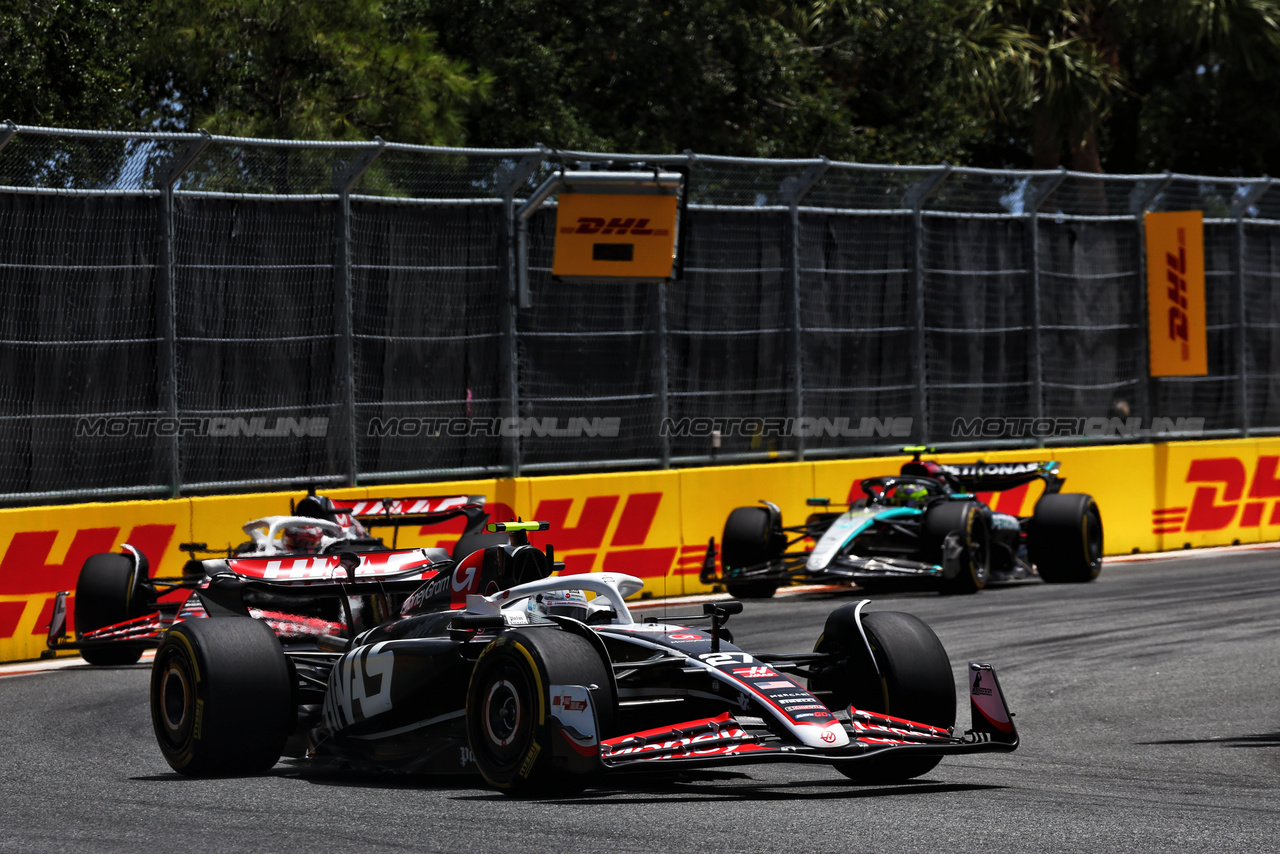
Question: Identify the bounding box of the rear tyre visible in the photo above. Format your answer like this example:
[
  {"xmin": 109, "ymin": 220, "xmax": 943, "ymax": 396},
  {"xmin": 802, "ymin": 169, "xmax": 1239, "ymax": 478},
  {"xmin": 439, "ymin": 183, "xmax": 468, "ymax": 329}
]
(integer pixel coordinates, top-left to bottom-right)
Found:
[
  {"xmin": 150, "ymin": 618, "xmax": 293, "ymax": 776},
  {"xmin": 922, "ymin": 502, "xmax": 991, "ymax": 594},
  {"xmin": 466, "ymin": 628, "xmax": 614, "ymax": 796},
  {"xmin": 809, "ymin": 607, "xmax": 955, "ymax": 783},
  {"xmin": 721, "ymin": 506, "xmax": 783, "ymax": 599},
  {"xmin": 75, "ymin": 553, "xmax": 147, "ymax": 666},
  {"xmin": 1029, "ymin": 493, "xmax": 1103, "ymax": 583}
]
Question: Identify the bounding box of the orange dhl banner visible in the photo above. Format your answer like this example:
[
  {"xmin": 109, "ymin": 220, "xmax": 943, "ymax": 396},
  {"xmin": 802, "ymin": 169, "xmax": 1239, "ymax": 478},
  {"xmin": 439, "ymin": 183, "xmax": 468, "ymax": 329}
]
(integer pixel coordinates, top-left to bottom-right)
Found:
[
  {"xmin": 1145, "ymin": 210, "xmax": 1207, "ymax": 377},
  {"xmin": 6, "ymin": 440, "xmax": 1280, "ymax": 662}
]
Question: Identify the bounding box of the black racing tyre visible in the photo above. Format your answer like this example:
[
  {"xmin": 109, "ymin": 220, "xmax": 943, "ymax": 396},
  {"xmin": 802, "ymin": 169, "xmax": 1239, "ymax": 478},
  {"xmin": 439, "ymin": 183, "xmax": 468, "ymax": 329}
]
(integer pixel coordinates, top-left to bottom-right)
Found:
[
  {"xmin": 724, "ymin": 579, "xmax": 780, "ymax": 599},
  {"xmin": 809, "ymin": 607, "xmax": 956, "ymax": 784},
  {"xmin": 75, "ymin": 553, "xmax": 147, "ymax": 666},
  {"xmin": 181, "ymin": 559, "xmax": 207, "ymax": 583},
  {"xmin": 922, "ymin": 501, "xmax": 991, "ymax": 594},
  {"xmin": 150, "ymin": 617, "xmax": 293, "ymax": 777},
  {"xmin": 1029, "ymin": 493, "xmax": 1103, "ymax": 583},
  {"xmin": 721, "ymin": 506, "xmax": 784, "ymax": 599},
  {"xmin": 466, "ymin": 628, "xmax": 615, "ymax": 796}
]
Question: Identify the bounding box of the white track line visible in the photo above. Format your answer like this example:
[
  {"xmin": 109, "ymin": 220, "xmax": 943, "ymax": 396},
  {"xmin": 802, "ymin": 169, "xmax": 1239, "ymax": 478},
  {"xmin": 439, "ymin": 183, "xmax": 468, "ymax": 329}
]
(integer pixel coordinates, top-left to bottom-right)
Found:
[{"xmin": 4, "ymin": 541, "xmax": 1274, "ymax": 678}]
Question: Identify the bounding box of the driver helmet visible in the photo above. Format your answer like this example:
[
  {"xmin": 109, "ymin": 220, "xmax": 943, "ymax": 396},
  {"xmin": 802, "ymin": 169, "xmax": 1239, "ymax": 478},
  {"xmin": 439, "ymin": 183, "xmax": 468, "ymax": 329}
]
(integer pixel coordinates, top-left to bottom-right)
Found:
[
  {"xmin": 283, "ymin": 524, "xmax": 325, "ymax": 553},
  {"xmin": 885, "ymin": 482, "xmax": 930, "ymax": 507},
  {"xmin": 527, "ymin": 589, "xmax": 590, "ymax": 622}
]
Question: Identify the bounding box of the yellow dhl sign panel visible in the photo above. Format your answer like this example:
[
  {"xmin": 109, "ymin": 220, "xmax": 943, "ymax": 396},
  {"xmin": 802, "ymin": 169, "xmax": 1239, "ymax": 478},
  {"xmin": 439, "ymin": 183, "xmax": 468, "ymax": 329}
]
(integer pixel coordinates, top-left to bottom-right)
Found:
[
  {"xmin": 1145, "ymin": 210, "xmax": 1207, "ymax": 377},
  {"xmin": 552, "ymin": 192, "xmax": 678, "ymax": 279}
]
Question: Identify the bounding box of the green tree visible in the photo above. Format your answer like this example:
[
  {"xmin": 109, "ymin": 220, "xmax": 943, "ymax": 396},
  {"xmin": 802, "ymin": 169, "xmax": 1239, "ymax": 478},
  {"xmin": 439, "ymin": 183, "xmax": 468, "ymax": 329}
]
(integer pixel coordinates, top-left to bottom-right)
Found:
[
  {"xmin": 137, "ymin": 0, "xmax": 491, "ymax": 143},
  {"xmin": 977, "ymin": 0, "xmax": 1280, "ymax": 172},
  {"xmin": 773, "ymin": 0, "xmax": 1038, "ymax": 164},
  {"xmin": 0, "ymin": 0, "xmax": 143, "ymax": 128},
  {"xmin": 401, "ymin": 0, "xmax": 851, "ymax": 157}
]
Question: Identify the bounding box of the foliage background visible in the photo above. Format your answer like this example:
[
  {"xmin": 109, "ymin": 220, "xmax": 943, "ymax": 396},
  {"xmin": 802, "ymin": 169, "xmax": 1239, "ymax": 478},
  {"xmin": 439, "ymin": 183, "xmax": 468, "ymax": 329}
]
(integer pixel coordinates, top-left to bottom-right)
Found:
[{"xmin": 2, "ymin": 0, "xmax": 1279, "ymax": 174}]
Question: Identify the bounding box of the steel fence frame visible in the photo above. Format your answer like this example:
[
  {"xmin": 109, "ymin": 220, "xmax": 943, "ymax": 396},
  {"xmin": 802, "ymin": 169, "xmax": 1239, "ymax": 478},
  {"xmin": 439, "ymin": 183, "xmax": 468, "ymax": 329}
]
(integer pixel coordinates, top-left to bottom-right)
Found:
[{"xmin": 0, "ymin": 122, "xmax": 1276, "ymax": 505}]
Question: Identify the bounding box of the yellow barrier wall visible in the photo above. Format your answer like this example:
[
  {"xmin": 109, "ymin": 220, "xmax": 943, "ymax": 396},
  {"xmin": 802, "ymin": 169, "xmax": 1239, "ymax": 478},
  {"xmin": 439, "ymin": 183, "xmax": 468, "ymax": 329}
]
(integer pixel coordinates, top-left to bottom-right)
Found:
[{"xmin": 4, "ymin": 438, "xmax": 1279, "ymax": 662}]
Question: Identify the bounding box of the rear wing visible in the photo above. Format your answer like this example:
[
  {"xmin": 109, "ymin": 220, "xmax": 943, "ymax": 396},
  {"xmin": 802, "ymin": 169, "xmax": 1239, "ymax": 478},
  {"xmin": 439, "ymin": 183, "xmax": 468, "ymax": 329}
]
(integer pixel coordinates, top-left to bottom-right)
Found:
[
  {"xmin": 330, "ymin": 495, "xmax": 488, "ymax": 528},
  {"xmin": 937, "ymin": 461, "xmax": 1063, "ymax": 494}
]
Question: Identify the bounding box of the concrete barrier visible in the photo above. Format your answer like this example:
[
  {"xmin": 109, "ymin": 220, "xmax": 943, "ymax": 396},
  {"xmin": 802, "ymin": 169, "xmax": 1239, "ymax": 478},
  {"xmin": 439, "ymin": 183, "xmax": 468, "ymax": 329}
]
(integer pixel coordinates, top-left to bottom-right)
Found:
[{"xmin": 3, "ymin": 439, "xmax": 1277, "ymax": 661}]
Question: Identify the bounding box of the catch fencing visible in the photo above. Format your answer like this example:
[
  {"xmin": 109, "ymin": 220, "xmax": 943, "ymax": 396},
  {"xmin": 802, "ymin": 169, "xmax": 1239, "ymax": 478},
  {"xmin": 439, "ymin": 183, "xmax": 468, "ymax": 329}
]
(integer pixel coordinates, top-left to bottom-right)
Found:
[{"xmin": 1, "ymin": 122, "xmax": 1278, "ymax": 504}]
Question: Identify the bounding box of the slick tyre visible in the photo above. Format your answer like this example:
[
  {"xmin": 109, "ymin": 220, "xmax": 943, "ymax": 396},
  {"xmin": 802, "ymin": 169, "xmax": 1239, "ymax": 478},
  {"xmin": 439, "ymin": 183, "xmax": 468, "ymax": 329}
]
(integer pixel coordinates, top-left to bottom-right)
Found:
[
  {"xmin": 466, "ymin": 628, "xmax": 614, "ymax": 796},
  {"xmin": 810, "ymin": 608, "xmax": 955, "ymax": 784},
  {"xmin": 1029, "ymin": 493, "xmax": 1103, "ymax": 583},
  {"xmin": 74, "ymin": 552, "xmax": 147, "ymax": 666},
  {"xmin": 721, "ymin": 506, "xmax": 783, "ymax": 599},
  {"xmin": 150, "ymin": 618, "xmax": 293, "ymax": 777},
  {"xmin": 923, "ymin": 501, "xmax": 991, "ymax": 594}
]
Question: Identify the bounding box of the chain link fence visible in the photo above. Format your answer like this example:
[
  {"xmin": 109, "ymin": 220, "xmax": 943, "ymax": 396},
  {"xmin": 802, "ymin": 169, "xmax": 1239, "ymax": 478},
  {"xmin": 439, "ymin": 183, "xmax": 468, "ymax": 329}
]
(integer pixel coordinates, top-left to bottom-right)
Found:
[{"xmin": 1, "ymin": 122, "xmax": 1277, "ymax": 505}]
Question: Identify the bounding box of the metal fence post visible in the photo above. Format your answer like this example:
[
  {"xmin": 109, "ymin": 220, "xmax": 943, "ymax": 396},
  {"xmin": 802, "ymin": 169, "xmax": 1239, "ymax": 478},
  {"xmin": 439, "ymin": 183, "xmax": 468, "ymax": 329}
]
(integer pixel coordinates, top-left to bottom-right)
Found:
[
  {"xmin": 502, "ymin": 152, "xmax": 547, "ymax": 478},
  {"xmin": 157, "ymin": 131, "xmax": 211, "ymax": 497},
  {"xmin": 1230, "ymin": 180, "xmax": 1273, "ymax": 436},
  {"xmin": 906, "ymin": 166, "xmax": 951, "ymax": 444},
  {"xmin": 1130, "ymin": 172, "xmax": 1175, "ymax": 426},
  {"xmin": 1027, "ymin": 169, "xmax": 1068, "ymax": 425},
  {"xmin": 0, "ymin": 121, "xmax": 15, "ymax": 154},
  {"xmin": 331, "ymin": 140, "xmax": 386, "ymax": 486},
  {"xmin": 781, "ymin": 159, "xmax": 830, "ymax": 461},
  {"xmin": 655, "ymin": 277, "xmax": 671, "ymax": 468}
]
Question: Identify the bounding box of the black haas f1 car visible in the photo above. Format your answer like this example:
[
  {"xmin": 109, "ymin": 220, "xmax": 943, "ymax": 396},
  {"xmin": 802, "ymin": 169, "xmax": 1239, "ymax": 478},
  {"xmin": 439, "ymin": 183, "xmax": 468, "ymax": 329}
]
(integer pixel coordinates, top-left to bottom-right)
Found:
[
  {"xmin": 707, "ymin": 448, "xmax": 1102, "ymax": 598},
  {"xmin": 148, "ymin": 521, "xmax": 1019, "ymax": 794},
  {"xmin": 47, "ymin": 493, "xmax": 501, "ymax": 666}
]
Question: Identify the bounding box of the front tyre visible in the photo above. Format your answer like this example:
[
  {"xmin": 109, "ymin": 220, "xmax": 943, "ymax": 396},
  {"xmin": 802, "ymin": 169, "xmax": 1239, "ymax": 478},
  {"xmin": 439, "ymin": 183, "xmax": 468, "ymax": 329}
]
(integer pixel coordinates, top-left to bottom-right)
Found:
[
  {"xmin": 150, "ymin": 618, "xmax": 293, "ymax": 776},
  {"xmin": 923, "ymin": 502, "xmax": 991, "ymax": 594},
  {"xmin": 1029, "ymin": 493, "xmax": 1103, "ymax": 583},
  {"xmin": 466, "ymin": 628, "xmax": 614, "ymax": 796},
  {"xmin": 721, "ymin": 506, "xmax": 784, "ymax": 599},
  {"xmin": 809, "ymin": 607, "xmax": 955, "ymax": 783},
  {"xmin": 75, "ymin": 553, "xmax": 147, "ymax": 666}
]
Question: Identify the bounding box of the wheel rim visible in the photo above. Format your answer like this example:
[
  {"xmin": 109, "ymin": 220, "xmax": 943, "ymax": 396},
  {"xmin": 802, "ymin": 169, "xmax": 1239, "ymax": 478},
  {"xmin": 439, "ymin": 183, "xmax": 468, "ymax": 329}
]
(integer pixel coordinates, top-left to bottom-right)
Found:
[
  {"xmin": 154, "ymin": 649, "xmax": 196, "ymax": 751},
  {"xmin": 483, "ymin": 678, "xmax": 525, "ymax": 752},
  {"xmin": 971, "ymin": 518, "xmax": 991, "ymax": 585},
  {"xmin": 161, "ymin": 663, "xmax": 190, "ymax": 734}
]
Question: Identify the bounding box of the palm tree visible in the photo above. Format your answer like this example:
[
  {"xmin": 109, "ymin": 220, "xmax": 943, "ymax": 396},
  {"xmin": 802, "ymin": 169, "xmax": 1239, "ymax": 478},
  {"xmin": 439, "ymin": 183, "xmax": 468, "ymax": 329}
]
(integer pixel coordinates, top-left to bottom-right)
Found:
[{"xmin": 990, "ymin": 0, "xmax": 1280, "ymax": 171}]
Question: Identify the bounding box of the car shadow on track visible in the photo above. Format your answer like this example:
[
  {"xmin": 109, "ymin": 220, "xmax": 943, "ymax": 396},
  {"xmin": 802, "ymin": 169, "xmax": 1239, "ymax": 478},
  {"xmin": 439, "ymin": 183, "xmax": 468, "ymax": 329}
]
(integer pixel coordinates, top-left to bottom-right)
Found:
[
  {"xmin": 1139, "ymin": 732, "xmax": 1280, "ymax": 749},
  {"xmin": 453, "ymin": 775, "xmax": 1008, "ymax": 804}
]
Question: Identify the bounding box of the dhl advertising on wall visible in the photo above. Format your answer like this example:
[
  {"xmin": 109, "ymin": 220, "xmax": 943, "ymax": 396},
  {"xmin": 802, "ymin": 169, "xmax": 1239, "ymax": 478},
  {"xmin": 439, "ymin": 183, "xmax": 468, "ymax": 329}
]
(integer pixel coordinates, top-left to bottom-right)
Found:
[{"xmin": 4, "ymin": 438, "xmax": 1280, "ymax": 662}]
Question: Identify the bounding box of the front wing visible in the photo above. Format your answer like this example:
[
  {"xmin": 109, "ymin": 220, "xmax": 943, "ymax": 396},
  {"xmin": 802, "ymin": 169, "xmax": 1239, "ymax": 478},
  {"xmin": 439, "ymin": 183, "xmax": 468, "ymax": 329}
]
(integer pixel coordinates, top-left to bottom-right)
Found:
[
  {"xmin": 592, "ymin": 663, "xmax": 1017, "ymax": 773},
  {"xmin": 718, "ymin": 550, "xmax": 945, "ymax": 588}
]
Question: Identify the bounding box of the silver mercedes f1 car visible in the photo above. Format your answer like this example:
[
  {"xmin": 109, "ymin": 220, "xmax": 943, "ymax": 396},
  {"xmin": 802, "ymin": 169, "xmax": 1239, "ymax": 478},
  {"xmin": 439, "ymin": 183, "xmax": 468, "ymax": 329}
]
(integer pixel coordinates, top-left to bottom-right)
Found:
[
  {"xmin": 147, "ymin": 522, "xmax": 1019, "ymax": 794},
  {"xmin": 707, "ymin": 448, "xmax": 1103, "ymax": 598}
]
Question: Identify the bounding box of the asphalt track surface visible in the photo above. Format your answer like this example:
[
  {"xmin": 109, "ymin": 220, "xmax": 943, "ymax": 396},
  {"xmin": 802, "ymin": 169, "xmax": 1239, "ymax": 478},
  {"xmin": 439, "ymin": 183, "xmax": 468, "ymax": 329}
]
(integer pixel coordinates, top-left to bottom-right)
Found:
[{"xmin": 3, "ymin": 549, "xmax": 1279, "ymax": 854}]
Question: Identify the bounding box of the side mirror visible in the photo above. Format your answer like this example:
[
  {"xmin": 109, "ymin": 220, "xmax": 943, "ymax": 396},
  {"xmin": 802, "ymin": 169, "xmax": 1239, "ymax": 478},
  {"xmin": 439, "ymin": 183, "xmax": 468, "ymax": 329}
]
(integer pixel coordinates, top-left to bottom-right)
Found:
[{"xmin": 704, "ymin": 601, "xmax": 743, "ymax": 617}]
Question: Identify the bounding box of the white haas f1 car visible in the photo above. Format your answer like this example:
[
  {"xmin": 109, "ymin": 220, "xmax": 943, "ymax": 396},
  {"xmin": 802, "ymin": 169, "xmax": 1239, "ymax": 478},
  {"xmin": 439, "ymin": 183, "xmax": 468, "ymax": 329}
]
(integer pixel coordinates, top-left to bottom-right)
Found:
[
  {"xmin": 707, "ymin": 448, "xmax": 1102, "ymax": 598},
  {"xmin": 148, "ymin": 521, "xmax": 1019, "ymax": 794},
  {"xmin": 46, "ymin": 492, "xmax": 499, "ymax": 666}
]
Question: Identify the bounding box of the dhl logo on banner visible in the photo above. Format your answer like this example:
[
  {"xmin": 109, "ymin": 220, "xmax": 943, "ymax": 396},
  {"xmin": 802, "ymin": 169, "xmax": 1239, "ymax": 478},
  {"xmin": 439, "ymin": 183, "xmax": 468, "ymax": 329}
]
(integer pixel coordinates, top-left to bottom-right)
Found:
[{"xmin": 1153, "ymin": 456, "xmax": 1280, "ymax": 534}]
